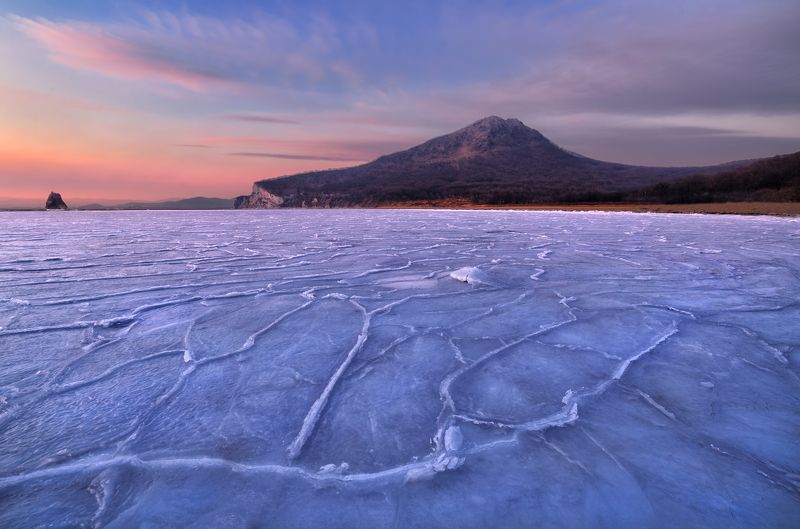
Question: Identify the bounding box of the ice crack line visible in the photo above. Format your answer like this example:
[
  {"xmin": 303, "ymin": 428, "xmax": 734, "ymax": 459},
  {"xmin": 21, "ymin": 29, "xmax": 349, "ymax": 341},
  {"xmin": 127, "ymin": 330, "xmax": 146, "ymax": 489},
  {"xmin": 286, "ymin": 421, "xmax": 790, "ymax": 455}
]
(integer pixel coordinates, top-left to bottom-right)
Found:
[
  {"xmin": 439, "ymin": 291, "xmax": 578, "ymax": 416},
  {"xmin": 287, "ymin": 299, "xmax": 371, "ymax": 460},
  {"xmin": 453, "ymin": 321, "xmax": 680, "ymax": 435},
  {"xmin": 201, "ymin": 298, "xmax": 315, "ymax": 364},
  {"xmin": 0, "ymin": 433, "xmax": 520, "ymax": 491},
  {"xmin": 286, "ymin": 292, "xmax": 453, "ymax": 460}
]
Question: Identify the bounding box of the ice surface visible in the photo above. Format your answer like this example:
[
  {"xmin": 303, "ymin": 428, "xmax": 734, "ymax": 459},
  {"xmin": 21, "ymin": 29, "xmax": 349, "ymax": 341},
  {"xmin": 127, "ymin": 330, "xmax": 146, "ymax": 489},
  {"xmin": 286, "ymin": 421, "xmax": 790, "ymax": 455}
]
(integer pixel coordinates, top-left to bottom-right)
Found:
[{"xmin": 0, "ymin": 209, "xmax": 798, "ymax": 528}]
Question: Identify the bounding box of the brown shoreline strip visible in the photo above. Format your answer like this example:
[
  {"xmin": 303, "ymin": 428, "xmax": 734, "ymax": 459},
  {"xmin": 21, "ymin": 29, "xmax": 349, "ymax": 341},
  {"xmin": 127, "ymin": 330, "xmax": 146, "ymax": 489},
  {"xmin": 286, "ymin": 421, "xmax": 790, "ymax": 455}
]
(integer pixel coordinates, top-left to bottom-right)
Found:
[{"xmin": 378, "ymin": 201, "xmax": 800, "ymax": 217}]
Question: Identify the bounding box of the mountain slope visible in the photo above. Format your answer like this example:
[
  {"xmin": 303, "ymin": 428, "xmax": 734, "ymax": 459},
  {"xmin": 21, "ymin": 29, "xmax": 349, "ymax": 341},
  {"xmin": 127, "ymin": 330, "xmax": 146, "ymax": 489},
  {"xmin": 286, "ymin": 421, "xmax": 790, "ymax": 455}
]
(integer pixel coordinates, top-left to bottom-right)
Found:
[
  {"xmin": 238, "ymin": 117, "xmax": 763, "ymax": 207},
  {"xmin": 629, "ymin": 151, "xmax": 800, "ymax": 203}
]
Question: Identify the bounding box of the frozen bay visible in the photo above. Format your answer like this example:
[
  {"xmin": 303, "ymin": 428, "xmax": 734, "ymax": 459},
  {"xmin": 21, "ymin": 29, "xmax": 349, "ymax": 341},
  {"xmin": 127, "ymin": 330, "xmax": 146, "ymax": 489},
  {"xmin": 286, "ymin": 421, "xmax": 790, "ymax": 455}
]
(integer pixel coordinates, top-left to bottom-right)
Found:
[{"xmin": 0, "ymin": 209, "xmax": 798, "ymax": 528}]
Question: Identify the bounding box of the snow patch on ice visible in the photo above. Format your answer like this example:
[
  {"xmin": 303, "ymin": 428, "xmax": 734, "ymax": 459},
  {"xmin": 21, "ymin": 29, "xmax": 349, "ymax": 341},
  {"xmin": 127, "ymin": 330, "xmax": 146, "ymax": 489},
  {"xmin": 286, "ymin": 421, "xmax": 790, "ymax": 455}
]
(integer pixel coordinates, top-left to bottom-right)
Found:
[
  {"xmin": 444, "ymin": 425, "xmax": 464, "ymax": 452},
  {"xmin": 319, "ymin": 462, "xmax": 349, "ymax": 474},
  {"xmin": 96, "ymin": 316, "xmax": 136, "ymax": 328},
  {"xmin": 449, "ymin": 267, "xmax": 491, "ymax": 286}
]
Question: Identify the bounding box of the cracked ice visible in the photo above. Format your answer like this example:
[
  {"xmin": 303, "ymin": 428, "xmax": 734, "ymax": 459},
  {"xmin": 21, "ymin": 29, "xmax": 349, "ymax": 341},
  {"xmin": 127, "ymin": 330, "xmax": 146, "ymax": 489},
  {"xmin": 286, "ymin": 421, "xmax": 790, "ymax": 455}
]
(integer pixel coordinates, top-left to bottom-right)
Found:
[{"xmin": 0, "ymin": 209, "xmax": 798, "ymax": 528}]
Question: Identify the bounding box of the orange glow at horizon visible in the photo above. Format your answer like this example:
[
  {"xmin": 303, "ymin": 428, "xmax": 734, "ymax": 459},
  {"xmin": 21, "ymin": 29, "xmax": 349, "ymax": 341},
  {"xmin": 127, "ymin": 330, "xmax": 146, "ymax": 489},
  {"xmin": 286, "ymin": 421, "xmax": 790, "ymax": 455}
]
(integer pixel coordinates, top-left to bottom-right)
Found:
[{"xmin": 0, "ymin": 85, "xmax": 384, "ymax": 204}]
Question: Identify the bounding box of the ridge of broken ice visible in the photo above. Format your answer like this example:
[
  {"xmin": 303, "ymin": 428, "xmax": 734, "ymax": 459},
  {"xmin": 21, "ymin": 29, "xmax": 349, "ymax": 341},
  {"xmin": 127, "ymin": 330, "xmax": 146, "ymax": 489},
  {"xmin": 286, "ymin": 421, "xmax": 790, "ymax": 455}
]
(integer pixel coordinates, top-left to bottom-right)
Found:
[{"xmin": 449, "ymin": 266, "xmax": 492, "ymax": 285}]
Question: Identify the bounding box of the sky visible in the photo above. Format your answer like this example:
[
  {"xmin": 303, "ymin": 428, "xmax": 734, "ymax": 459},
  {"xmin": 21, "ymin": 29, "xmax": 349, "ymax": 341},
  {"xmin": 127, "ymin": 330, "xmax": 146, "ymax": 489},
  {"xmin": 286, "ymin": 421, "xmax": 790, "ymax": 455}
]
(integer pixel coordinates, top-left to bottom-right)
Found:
[{"xmin": 1, "ymin": 0, "xmax": 799, "ymax": 206}]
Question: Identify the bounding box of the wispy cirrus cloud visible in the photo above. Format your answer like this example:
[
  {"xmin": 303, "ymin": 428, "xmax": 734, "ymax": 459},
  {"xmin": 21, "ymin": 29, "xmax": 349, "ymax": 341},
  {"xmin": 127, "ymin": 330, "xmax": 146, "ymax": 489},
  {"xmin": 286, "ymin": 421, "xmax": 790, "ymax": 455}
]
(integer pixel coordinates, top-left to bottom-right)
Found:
[
  {"xmin": 10, "ymin": 15, "xmax": 236, "ymax": 90},
  {"xmin": 229, "ymin": 152, "xmax": 364, "ymax": 162},
  {"xmin": 222, "ymin": 114, "xmax": 300, "ymax": 124},
  {"xmin": 9, "ymin": 11, "xmax": 364, "ymax": 92},
  {"xmin": 10, "ymin": 2, "xmax": 800, "ymax": 115},
  {"xmin": 188, "ymin": 135, "xmax": 417, "ymax": 162}
]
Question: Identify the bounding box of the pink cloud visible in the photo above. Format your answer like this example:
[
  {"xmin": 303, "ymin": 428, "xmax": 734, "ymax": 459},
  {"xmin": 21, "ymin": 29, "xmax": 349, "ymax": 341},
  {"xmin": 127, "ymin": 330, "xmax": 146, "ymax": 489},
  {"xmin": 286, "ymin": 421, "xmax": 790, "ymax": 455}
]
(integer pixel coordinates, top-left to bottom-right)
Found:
[
  {"xmin": 188, "ymin": 135, "xmax": 419, "ymax": 162},
  {"xmin": 9, "ymin": 12, "xmax": 364, "ymax": 93},
  {"xmin": 11, "ymin": 16, "xmax": 234, "ymax": 91}
]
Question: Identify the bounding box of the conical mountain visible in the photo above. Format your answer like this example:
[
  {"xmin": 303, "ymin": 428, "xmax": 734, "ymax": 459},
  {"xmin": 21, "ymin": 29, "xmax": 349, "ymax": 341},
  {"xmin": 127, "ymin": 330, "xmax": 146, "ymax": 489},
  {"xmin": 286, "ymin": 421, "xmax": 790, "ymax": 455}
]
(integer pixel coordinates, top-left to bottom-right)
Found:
[
  {"xmin": 373, "ymin": 116, "xmax": 561, "ymax": 165},
  {"xmin": 239, "ymin": 117, "xmax": 750, "ymax": 207}
]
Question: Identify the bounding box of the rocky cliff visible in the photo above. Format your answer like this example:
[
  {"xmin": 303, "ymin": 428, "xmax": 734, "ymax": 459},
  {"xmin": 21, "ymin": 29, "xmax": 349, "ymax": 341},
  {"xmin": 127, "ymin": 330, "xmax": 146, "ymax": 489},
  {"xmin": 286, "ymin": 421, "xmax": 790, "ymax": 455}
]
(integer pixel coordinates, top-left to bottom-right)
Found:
[{"xmin": 234, "ymin": 184, "xmax": 285, "ymax": 209}]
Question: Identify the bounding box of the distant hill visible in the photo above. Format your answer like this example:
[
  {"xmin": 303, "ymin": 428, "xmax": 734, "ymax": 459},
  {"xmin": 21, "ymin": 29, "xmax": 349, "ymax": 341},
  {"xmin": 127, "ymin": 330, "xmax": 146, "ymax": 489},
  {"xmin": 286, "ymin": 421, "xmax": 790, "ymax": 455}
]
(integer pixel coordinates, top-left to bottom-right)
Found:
[
  {"xmin": 627, "ymin": 151, "xmax": 800, "ymax": 204},
  {"xmin": 79, "ymin": 197, "xmax": 234, "ymax": 210},
  {"xmin": 236, "ymin": 116, "xmax": 765, "ymax": 208}
]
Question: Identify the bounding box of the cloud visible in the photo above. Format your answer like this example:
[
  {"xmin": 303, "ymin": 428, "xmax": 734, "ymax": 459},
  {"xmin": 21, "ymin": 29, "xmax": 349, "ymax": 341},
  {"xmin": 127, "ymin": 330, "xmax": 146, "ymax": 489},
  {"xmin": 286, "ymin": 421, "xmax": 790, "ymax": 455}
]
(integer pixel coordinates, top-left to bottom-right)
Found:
[
  {"xmin": 4, "ymin": 0, "xmax": 799, "ymax": 175},
  {"xmin": 437, "ymin": 1, "xmax": 800, "ymax": 117},
  {"xmin": 10, "ymin": 1, "xmax": 799, "ymax": 115},
  {"xmin": 9, "ymin": 11, "xmax": 364, "ymax": 92},
  {"xmin": 186, "ymin": 135, "xmax": 417, "ymax": 162},
  {"xmin": 222, "ymin": 114, "xmax": 299, "ymax": 124},
  {"xmin": 228, "ymin": 152, "xmax": 364, "ymax": 162},
  {"xmin": 10, "ymin": 15, "xmax": 236, "ymax": 90},
  {"xmin": 537, "ymin": 119, "xmax": 800, "ymax": 165}
]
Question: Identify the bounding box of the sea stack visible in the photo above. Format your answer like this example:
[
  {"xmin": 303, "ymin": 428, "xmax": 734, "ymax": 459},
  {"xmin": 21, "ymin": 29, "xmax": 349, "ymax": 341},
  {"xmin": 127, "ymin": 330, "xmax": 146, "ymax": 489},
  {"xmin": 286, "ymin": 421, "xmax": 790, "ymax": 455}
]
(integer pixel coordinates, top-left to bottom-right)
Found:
[{"xmin": 45, "ymin": 191, "xmax": 68, "ymax": 210}]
